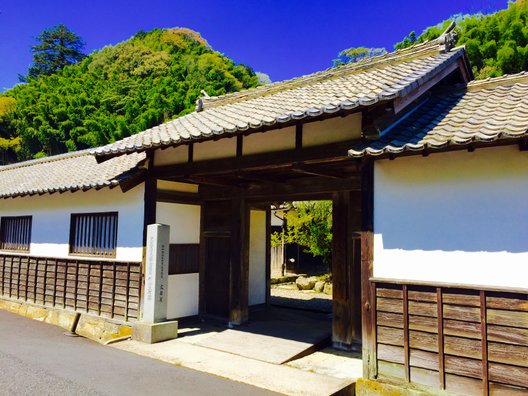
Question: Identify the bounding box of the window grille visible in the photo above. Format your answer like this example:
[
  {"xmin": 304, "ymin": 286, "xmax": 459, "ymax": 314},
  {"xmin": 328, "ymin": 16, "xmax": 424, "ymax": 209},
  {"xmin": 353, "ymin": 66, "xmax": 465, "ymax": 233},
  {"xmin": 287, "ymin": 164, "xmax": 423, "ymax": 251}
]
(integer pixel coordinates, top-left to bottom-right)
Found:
[
  {"xmin": 0, "ymin": 216, "xmax": 32, "ymax": 252},
  {"xmin": 69, "ymin": 212, "xmax": 118, "ymax": 257}
]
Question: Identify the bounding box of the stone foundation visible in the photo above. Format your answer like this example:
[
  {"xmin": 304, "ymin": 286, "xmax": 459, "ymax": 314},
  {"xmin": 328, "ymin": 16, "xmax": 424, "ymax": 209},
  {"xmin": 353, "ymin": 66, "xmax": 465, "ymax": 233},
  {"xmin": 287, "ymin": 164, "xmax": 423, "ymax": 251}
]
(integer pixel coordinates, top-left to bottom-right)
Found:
[{"xmin": 0, "ymin": 297, "xmax": 132, "ymax": 344}]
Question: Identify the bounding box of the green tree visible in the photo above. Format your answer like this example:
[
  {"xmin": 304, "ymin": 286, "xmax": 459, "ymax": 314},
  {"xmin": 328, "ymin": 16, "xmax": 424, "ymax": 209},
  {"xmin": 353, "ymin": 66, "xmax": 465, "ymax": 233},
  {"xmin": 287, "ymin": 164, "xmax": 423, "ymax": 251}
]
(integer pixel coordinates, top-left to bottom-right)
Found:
[
  {"xmin": 272, "ymin": 201, "xmax": 333, "ymax": 266},
  {"xmin": 333, "ymin": 47, "xmax": 387, "ymax": 66},
  {"xmin": 392, "ymin": 2, "xmax": 528, "ymax": 79},
  {"xmin": 1, "ymin": 27, "xmax": 259, "ymax": 160},
  {"xmin": 25, "ymin": 24, "xmax": 86, "ymax": 80}
]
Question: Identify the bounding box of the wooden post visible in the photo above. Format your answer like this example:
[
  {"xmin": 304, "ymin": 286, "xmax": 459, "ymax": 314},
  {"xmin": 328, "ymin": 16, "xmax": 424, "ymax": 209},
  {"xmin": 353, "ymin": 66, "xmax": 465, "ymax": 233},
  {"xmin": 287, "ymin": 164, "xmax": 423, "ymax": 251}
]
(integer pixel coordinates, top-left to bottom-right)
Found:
[
  {"xmin": 361, "ymin": 231, "xmax": 375, "ymax": 378},
  {"xmin": 229, "ymin": 198, "xmax": 249, "ymax": 326},
  {"xmin": 265, "ymin": 206, "xmax": 272, "ymax": 307},
  {"xmin": 480, "ymin": 291, "xmax": 489, "ymax": 396}
]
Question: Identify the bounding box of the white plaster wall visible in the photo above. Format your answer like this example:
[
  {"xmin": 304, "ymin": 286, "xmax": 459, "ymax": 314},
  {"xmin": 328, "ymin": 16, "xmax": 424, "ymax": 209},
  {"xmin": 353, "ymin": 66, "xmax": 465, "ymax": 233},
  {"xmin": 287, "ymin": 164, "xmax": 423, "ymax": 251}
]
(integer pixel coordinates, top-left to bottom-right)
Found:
[
  {"xmin": 243, "ymin": 126, "xmax": 295, "ymax": 155},
  {"xmin": 156, "ymin": 202, "xmax": 201, "ymax": 318},
  {"xmin": 303, "ymin": 112, "xmax": 362, "ymax": 147},
  {"xmin": 167, "ymin": 273, "xmax": 199, "ymax": 319},
  {"xmin": 0, "ymin": 185, "xmax": 145, "ymax": 262},
  {"xmin": 194, "ymin": 138, "xmax": 236, "ymax": 162},
  {"xmin": 374, "ymin": 146, "xmax": 528, "ymax": 289},
  {"xmin": 154, "ymin": 145, "xmax": 188, "ymax": 166},
  {"xmin": 249, "ymin": 210, "xmax": 267, "ymax": 305},
  {"xmin": 156, "ymin": 202, "xmax": 200, "ymax": 244}
]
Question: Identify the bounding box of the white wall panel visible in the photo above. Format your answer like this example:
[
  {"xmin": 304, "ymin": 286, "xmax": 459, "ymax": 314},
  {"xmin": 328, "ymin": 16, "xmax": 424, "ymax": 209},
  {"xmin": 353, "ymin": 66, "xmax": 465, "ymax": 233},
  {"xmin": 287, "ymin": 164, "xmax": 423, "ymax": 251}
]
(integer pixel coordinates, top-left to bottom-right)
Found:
[
  {"xmin": 374, "ymin": 146, "xmax": 528, "ymax": 288},
  {"xmin": 0, "ymin": 185, "xmax": 145, "ymax": 262}
]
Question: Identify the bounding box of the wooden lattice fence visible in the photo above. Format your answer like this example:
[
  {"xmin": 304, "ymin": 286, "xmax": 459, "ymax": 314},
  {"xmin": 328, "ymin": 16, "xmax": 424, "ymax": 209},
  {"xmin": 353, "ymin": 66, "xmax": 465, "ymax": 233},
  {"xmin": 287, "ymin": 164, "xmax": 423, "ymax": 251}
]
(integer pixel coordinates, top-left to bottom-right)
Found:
[
  {"xmin": 369, "ymin": 279, "xmax": 528, "ymax": 395},
  {"xmin": 0, "ymin": 254, "xmax": 141, "ymax": 322}
]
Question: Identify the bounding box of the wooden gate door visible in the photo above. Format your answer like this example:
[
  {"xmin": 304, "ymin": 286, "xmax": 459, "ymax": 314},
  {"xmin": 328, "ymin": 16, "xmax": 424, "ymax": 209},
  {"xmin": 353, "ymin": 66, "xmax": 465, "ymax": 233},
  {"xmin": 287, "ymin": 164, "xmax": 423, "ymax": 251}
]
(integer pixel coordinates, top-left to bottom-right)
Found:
[
  {"xmin": 200, "ymin": 199, "xmax": 249, "ymax": 323},
  {"xmin": 201, "ymin": 200, "xmax": 232, "ymax": 319}
]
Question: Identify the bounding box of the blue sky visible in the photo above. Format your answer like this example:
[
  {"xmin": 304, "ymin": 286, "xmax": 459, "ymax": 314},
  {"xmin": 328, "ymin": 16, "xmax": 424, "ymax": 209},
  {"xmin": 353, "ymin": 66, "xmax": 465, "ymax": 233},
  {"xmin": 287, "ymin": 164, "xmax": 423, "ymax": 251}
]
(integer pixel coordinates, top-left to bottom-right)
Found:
[{"xmin": 0, "ymin": 0, "xmax": 508, "ymax": 91}]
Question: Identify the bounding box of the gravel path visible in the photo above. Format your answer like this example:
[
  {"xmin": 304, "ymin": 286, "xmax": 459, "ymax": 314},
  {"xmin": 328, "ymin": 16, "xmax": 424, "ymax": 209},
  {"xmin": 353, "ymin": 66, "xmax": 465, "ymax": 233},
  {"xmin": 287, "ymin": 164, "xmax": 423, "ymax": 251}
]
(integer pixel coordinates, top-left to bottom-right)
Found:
[{"xmin": 270, "ymin": 284, "xmax": 332, "ymax": 313}]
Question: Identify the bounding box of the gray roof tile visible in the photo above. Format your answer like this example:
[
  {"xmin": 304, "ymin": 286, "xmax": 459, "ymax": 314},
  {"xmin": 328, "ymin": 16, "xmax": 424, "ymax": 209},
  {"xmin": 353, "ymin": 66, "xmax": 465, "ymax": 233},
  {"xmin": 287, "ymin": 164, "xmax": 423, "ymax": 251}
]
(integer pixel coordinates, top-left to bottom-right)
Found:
[
  {"xmin": 94, "ymin": 35, "xmax": 464, "ymax": 158},
  {"xmin": 0, "ymin": 151, "xmax": 146, "ymax": 199},
  {"xmin": 349, "ymin": 72, "xmax": 528, "ymax": 157}
]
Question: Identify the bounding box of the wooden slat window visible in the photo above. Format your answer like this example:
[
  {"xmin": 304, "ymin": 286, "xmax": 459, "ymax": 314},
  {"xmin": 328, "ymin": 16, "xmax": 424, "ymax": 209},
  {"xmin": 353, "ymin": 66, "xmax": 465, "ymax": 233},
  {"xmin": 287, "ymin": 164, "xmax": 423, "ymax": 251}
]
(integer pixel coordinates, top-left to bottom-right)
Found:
[
  {"xmin": 69, "ymin": 212, "xmax": 118, "ymax": 257},
  {"xmin": 0, "ymin": 216, "xmax": 32, "ymax": 252}
]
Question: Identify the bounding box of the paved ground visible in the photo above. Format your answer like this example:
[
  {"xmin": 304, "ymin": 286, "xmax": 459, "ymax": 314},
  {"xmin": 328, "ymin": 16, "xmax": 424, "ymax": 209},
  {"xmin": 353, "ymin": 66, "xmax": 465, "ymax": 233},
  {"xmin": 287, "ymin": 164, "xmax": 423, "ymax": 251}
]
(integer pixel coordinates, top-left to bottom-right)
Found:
[
  {"xmin": 270, "ymin": 283, "xmax": 332, "ymax": 312},
  {"xmin": 0, "ymin": 310, "xmax": 278, "ymax": 396}
]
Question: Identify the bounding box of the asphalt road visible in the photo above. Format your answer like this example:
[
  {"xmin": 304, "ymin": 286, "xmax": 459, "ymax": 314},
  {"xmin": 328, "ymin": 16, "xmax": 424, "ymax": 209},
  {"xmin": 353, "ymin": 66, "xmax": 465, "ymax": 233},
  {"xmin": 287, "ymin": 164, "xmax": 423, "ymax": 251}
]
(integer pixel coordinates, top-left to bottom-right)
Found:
[{"xmin": 0, "ymin": 310, "xmax": 279, "ymax": 396}]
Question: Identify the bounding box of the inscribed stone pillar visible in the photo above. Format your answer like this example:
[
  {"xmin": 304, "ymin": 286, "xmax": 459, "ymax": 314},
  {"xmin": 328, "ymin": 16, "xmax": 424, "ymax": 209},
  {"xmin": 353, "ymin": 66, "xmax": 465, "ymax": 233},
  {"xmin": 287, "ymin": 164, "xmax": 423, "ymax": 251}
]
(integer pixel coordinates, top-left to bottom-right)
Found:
[{"xmin": 143, "ymin": 224, "xmax": 170, "ymax": 323}]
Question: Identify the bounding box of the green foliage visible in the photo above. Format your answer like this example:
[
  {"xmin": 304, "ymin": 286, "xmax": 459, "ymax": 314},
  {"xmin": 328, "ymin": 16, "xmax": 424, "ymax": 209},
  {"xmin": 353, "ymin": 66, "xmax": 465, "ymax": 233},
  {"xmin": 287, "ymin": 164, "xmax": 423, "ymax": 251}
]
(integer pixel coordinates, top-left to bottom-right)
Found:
[
  {"xmin": 25, "ymin": 24, "xmax": 86, "ymax": 80},
  {"xmin": 333, "ymin": 47, "xmax": 387, "ymax": 66},
  {"xmin": 1, "ymin": 28, "xmax": 259, "ymax": 160},
  {"xmin": 271, "ymin": 201, "xmax": 333, "ymax": 266},
  {"xmin": 393, "ymin": 2, "xmax": 528, "ymax": 79}
]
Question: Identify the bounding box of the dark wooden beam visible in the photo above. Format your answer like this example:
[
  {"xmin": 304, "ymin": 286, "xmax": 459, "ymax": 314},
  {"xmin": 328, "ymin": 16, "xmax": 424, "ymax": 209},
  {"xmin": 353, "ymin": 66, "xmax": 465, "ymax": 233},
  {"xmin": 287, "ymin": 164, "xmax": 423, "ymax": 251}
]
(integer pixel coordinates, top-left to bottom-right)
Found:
[
  {"xmin": 295, "ymin": 123, "xmax": 303, "ymax": 149},
  {"xmin": 156, "ymin": 190, "xmax": 202, "ymax": 204},
  {"xmin": 152, "ymin": 140, "xmax": 357, "ymax": 178},
  {"xmin": 292, "ymin": 164, "xmax": 345, "ymax": 179},
  {"xmin": 142, "ymin": 153, "xmax": 157, "ymax": 246},
  {"xmin": 200, "ymin": 175, "xmax": 360, "ymax": 201}
]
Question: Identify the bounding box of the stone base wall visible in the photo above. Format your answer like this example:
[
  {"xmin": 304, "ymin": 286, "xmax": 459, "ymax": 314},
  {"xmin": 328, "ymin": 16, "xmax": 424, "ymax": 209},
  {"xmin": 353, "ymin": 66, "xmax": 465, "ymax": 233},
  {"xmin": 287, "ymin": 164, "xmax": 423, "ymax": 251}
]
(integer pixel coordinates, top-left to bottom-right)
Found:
[{"xmin": 0, "ymin": 297, "xmax": 132, "ymax": 344}]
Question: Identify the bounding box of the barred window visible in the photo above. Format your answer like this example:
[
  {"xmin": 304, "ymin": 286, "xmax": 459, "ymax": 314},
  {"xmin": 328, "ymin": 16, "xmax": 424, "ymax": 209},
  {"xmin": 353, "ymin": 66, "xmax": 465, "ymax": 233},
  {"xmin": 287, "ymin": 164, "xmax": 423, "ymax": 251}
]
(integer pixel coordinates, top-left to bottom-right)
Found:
[
  {"xmin": 0, "ymin": 216, "xmax": 32, "ymax": 252},
  {"xmin": 69, "ymin": 212, "xmax": 118, "ymax": 257}
]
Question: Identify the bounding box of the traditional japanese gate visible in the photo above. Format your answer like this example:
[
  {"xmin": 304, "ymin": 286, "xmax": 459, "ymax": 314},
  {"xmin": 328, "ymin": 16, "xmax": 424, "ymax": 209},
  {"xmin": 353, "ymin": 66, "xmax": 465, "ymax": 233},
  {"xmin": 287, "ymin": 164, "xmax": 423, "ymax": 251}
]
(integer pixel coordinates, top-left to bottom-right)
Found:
[{"xmin": 149, "ymin": 132, "xmax": 374, "ymax": 350}]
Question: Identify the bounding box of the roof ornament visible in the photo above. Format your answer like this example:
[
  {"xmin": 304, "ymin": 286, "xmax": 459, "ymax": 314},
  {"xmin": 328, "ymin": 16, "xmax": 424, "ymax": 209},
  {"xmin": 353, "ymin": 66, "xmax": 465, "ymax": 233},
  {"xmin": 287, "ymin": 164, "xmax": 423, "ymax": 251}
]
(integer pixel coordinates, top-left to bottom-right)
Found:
[
  {"xmin": 437, "ymin": 21, "xmax": 458, "ymax": 53},
  {"xmin": 195, "ymin": 89, "xmax": 211, "ymax": 112}
]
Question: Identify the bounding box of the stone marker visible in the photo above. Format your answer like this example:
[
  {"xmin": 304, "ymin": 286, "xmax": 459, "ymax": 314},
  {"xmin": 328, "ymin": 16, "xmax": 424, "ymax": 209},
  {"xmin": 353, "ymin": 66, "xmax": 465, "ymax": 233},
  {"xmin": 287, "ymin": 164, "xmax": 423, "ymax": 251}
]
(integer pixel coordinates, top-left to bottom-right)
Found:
[
  {"xmin": 143, "ymin": 224, "xmax": 170, "ymax": 323},
  {"xmin": 133, "ymin": 224, "xmax": 178, "ymax": 344}
]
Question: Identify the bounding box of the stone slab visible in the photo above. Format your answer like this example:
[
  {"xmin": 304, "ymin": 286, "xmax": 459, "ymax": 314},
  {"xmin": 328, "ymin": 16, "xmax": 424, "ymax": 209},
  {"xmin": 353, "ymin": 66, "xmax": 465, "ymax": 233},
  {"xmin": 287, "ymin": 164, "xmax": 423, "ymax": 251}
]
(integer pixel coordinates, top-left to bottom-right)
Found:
[
  {"xmin": 132, "ymin": 321, "xmax": 178, "ymax": 344},
  {"xmin": 193, "ymin": 309, "xmax": 331, "ymax": 364},
  {"xmin": 112, "ymin": 338, "xmax": 355, "ymax": 396},
  {"xmin": 76, "ymin": 314, "xmax": 133, "ymax": 344}
]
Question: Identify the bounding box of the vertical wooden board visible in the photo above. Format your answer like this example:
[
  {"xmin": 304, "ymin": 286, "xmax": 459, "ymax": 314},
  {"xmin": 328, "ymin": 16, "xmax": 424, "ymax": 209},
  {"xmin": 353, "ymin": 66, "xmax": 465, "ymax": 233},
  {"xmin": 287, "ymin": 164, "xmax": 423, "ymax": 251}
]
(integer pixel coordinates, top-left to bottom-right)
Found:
[
  {"xmin": 488, "ymin": 362, "xmax": 528, "ymax": 388},
  {"xmin": 361, "ymin": 232, "xmax": 375, "ymax": 378},
  {"xmin": 445, "ymin": 373, "xmax": 483, "ymax": 396}
]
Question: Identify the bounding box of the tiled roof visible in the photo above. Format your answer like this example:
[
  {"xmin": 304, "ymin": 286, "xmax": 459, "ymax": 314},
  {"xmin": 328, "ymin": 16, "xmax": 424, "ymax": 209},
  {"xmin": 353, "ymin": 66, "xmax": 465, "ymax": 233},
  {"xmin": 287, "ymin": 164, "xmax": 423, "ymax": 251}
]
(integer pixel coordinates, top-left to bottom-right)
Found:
[
  {"xmin": 0, "ymin": 151, "xmax": 146, "ymax": 199},
  {"xmin": 94, "ymin": 28, "xmax": 463, "ymax": 158},
  {"xmin": 349, "ymin": 72, "xmax": 528, "ymax": 157}
]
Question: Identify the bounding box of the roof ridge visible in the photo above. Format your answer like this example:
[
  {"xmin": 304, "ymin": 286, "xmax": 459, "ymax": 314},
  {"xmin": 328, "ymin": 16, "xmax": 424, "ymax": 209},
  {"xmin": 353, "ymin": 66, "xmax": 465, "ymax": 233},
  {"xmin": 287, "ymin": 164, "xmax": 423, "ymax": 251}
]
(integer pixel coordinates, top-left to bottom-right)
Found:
[
  {"xmin": 467, "ymin": 71, "xmax": 528, "ymax": 91},
  {"xmin": 0, "ymin": 149, "xmax": 92, "ymax": 172},
  {"xmin": 199, "ymin": 39, "xmax": 447, "ymax": 110}
]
